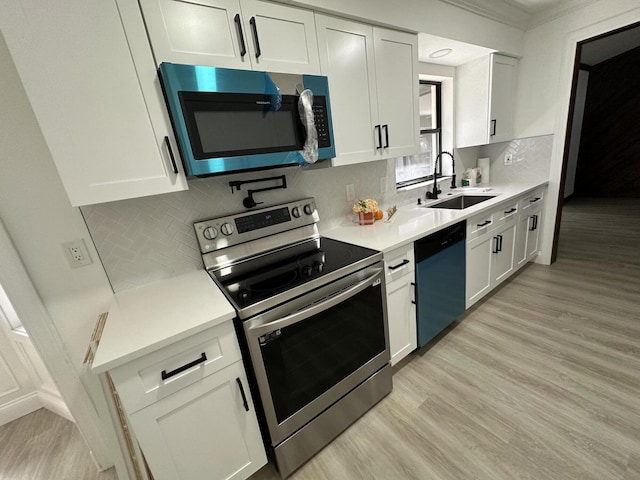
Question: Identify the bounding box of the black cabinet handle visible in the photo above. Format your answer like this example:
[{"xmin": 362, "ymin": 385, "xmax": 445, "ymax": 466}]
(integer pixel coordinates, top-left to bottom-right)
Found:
[
  {"xmin": 530, "ymin": 197, "xmax": 541, "ymax": 203},
  {"xmin": 529, "ymin": 216, "xmax": 536, "ymax": 231},
  {"xmin": 477, "ymin": 220, "xmax": 491, "ymax": 228},
  {"xmin": 490, "ymin": 119, "xmax": 497, "ymax": 136},
  {"xmin": 493, "ymin": 235, "xmax": 503, "ymax": 254},
  {"xmin": 375, "ymin": 125, "xmax": 382, "ymax": 149},
  {"xmin": 383, "ymin": 124, "xmax": 389, "ymax": 148},
  {"xmin": 236, "ymin": 378, "xmax": 249, "ymax": 412},
  {"xmin": 504, "ymin": 207, "xmax": 517, "ymax": 215},
  {"xmin": 388, "ymin": 259, "xmax": 410, "ymax": 271},
  {"xmin": 411, "ymin": 282, "xmax": 416, "ymax": 305},
  {"xmin": 164, "ymin": 136, "xmax": 179, "ymax": 174},
  {"xmin": 249, "ymin": 17, "xmax": 261, "ymax": 59},
  {"xmin": 234, "ymin": 14, "xmax": 247, "ymax": 57},
  {"xmin": 161, "ymin": 352, "xmax": 206, "ymax": 381},
  {"xmin": 533, "ymin": 215, "xmax": 539, "ymax": 230}
]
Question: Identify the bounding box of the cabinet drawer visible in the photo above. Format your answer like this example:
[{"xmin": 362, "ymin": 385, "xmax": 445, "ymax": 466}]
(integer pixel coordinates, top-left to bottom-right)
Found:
[
  {"xmin": 110, "ymin": 320, "xmax": 241, "ymax": 414},
  {"xmin": 467, "ymin": 211, "xmax": 495, "ymax": 239},
  {"xmin": 495, "ymin": 201, "xmax": 519, "ymax": 227},
  {"xmin": 520, "ymin": 189, "xmax": 544, "ymax": 212},
  {"xmin": 384, "ymin": 244, "xmax": 414, "ymax": 282}
]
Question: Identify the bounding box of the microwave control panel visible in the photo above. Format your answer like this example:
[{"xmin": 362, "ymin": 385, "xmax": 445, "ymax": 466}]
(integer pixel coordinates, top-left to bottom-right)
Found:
[{"xmin": 313, "ymin": 97, "xmax": 331, "ymax": 148}]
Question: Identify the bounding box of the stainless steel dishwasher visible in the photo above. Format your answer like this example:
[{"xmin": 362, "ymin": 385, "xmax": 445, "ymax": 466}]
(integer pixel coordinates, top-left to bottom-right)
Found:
[{"xmin": 415, "ymin": 221, "xmax": 466, "ymax": 347}]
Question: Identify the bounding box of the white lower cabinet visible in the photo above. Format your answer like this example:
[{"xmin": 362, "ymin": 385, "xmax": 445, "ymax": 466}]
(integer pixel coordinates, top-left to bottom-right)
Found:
[
  {"xmin": 492, "ymin": 222, "xmax": 516, "ymax": 285},
  {"xmin": 516, "ymin": 190, "xmax": 545, "ymax": 267},
  {"xmin": 128, "ymin": 362, "xmax": 266, "ymax": 480},
  {"xmin": 384, "ymin": 245, "xmax": 416, "ymax": 365},
  {"xmin": 466, "ymin": 188, "xmax": 545, "ymax": 308},
  {"xmin": 109, "ymin": 320, "xmax": 266, "ymax": 480},
  {"xmin": 466, "ymin": 235, "xmax": 493, "ymax": 307}
]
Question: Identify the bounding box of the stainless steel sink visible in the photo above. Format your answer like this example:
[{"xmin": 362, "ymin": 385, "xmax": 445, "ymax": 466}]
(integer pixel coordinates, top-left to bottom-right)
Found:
[{"xmin": 427, "ymin": 195, "xmax": 495, "ymax": 210}]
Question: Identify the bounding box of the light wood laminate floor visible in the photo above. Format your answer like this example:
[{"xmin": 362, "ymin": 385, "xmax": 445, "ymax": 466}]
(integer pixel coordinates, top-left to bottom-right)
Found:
[
  {"xmin": 0, "ymin": 408, "xmax": 118, "ymax": 480},
  {"xmin": 251, "ymin": 198, "xmax": 640, "ymax": 480}
]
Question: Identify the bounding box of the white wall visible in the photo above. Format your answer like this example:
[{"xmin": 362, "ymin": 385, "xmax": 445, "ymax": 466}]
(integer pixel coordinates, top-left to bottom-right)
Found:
[
  {"xmin": 0, "ymin": 33, "xmax": 121, "ymax": 471},
  {"xmin": 514, "ymin": 1, "xmax": 640, "ymax": 263}
]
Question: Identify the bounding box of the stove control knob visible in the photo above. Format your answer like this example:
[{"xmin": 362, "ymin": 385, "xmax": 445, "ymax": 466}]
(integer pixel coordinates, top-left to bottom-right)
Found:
[
  {"xmin": 303, "ymin": 204, "xmax": 314, "ymax": 215},
  {"xmin": 291, "ymin": 207, "xmax": 301, "ymax": 218},
  {"xmin": 238, "ymin": 290, "xmax": 249, "ymax": 301},
  {"xmin": 220, "ymin": 223, "xmax": 234, "ymax": 236},
  {"xmin": 302, "ymin": 265, "xmax": 313, "ymax": 277},
  {"xmin": 202, "ymin": 226, "xmax": 218, "ymax": 240},
  {"xmin": 313, "ymin": 261, "xmax": 324, "ymax": 272}
]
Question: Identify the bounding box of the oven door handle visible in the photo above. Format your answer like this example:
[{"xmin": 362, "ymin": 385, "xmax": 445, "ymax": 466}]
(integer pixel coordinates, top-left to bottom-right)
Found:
[{"xmin": 246, "ymin": 268, "xmax": 383, "ymax": 337}]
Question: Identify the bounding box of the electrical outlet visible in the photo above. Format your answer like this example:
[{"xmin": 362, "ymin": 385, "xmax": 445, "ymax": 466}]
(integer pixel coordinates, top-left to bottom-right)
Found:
[
  {"xmin": 63, "ymin": 239, "xmax": 92, "ymax": 268},
  {"xmin": 346, "ymin": 184, "xmax": 355, "ymax": 201},
  {"xmin": 504, "ymin": 153, "xmax": 513, "ymax": 166},
  {"xmin": 380, "ymin": 177, "xmax": 387, "ymax": 193}
]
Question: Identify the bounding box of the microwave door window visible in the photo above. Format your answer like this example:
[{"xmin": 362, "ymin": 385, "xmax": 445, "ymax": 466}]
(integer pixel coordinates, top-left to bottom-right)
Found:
[{"xmin": 180, "ymin": 93, "xmax": 305, "ymax": 160}]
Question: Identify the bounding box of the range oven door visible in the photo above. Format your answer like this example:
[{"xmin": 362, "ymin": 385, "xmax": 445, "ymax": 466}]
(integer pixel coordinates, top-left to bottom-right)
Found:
[{"xmin": 244, "ymin": 263, "xmax": 389, "ymax": 446}]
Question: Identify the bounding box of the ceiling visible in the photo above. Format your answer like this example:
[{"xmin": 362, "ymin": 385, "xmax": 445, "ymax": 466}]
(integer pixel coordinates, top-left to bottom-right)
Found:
[
  {"xmin": 418, "ymin": 33, "xmax": 495, "ymax": 66},
  {"xmin": 421, "ymin": 0, "xmax": 640, "ymax": 68}
]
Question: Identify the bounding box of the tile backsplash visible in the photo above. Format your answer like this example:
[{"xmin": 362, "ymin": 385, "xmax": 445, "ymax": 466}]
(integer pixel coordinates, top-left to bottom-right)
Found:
[{"xmin": 82, "ymin": 134, "xmax": 552, "ymax": 292}]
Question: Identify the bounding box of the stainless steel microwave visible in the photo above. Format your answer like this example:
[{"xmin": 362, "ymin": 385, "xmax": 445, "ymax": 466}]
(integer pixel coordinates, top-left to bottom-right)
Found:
[{"xmin": 159, "ymin": 63, "xmax": 335, "ymax": 177}]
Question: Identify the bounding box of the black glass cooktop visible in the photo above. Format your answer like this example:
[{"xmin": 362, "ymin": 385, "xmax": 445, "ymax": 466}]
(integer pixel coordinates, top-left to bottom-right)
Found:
[{"xmin": 210, "ymin": 237, "xmax": 380, "ymax": 312}]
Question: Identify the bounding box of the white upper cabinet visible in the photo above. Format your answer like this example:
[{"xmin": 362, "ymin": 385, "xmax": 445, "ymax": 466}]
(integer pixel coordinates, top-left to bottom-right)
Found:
[
  {"xmin": 316, "ymin": 15, "xmax": 419, "ymax": 166},
  {"xmin": 373, "ymin": 28, "xmax": 420, "ymax": 159},
  {"xmin": 0, "ymin": 0, "xmax": 188, "ymax": 207},
  {"xmin": 139, "ymin": 0, "xmax": 321, "ymax": 74},
  {"xmin": 455, "ymin": 53, "xmax": 518, "ymax": 148}
]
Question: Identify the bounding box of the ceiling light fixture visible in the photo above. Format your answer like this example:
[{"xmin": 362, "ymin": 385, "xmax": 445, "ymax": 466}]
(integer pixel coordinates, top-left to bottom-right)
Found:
[{"xmin": 429, "ymin": 48, "xmax": 453, "ymax": 59}]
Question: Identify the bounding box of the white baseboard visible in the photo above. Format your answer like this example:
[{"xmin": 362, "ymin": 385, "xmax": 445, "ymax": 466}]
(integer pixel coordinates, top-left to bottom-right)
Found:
[
  {"xmin": 38, "ymin": 386, "xmax": 74, "ymax": 423},
  {"xmin": 0, "ymin": 391, "xmax": 41, "ymax": 426}
]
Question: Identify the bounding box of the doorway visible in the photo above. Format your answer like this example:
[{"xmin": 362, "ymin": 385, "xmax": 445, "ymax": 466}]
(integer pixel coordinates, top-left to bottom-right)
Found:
[{"xmin": 552, "ymin": 21, "xmax": 640, "ymax": 262}]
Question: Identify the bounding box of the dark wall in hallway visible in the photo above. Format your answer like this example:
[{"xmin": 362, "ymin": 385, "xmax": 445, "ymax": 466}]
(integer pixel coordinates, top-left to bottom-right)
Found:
[{"xmin": 575, "ymin": 46, "xmax": 640, "ymax": 197}]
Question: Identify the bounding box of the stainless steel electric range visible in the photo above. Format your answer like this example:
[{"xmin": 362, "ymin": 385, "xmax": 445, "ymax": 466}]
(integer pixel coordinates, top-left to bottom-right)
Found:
[{"xmin": 194, "ymin": 198, "xmax": 392, "ymax": 478}]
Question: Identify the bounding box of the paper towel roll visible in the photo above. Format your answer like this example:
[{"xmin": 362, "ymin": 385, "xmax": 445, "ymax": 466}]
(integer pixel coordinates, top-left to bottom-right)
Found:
[{"xmin": 478, "ymin": 157, "xmax": 490, "ymax": 185}]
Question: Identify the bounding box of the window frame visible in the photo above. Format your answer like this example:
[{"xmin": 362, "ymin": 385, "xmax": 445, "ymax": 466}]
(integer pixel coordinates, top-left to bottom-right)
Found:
[{"xmin": 395, "ymin": 80, "xmax": 443, "ymax": 189}]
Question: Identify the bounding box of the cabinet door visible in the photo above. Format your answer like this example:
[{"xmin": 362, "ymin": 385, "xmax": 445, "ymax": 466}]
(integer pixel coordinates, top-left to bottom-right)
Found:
[
  {"xmin": 240, "ymin": 0, "xmax": 320, "ymax": 74},
  {"xmin": 1, "ymin": 0, "xmax": 188, "ymax": 206},
  {"xmin": 373, "ymin": 28, "xmax": 420, "ymax": 158},
  {"xmin": 316, "ymin": 15, "xmax": 379, "ymax": 166},
  {"xmin": 129, "ymin": 361, "xmax": 267, "ymax": 480},
  {"xmin": 489, "ymin": 54, "xmax": 517, "ymax": 144},
  {"xmin": 492, "ymin": 223, "xmax": 516, "ymax": 285},
  {"xmin": 515, "ymin": 214, "xmax": 529, "ymax": 268},
  {"xmin": 466, "ymin": 236, "xmax": 493, "ymax": 308},
  {"xmin": 386, "ymin": 275, "xmax": 416, "ymax": 366},
  {"xmin": 139, "ymin": 0, "xmax": 252, "ymax": 69},
  {"xmin": 455, "ymin": 55, "xmax": 491, "ymax": 148},
  {"xmin": 526, "ymin": 211, "xmax": 542, "ymax": 259}
]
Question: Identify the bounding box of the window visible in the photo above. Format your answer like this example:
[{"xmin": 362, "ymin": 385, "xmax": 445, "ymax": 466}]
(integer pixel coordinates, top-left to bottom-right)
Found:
[{"xmin": 395, "ymin": 81, "xmax": 442, "ymax": 188}]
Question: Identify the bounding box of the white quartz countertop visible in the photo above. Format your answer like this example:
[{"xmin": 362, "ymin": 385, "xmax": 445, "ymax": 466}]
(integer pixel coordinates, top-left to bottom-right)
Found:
[
  {"xmin": 322, "ymin": 181, "xmax": 548, "ymax": 253},
  {"xmin": 92, "ymin": 270, "xmax": 235, "ymax": 373}
]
